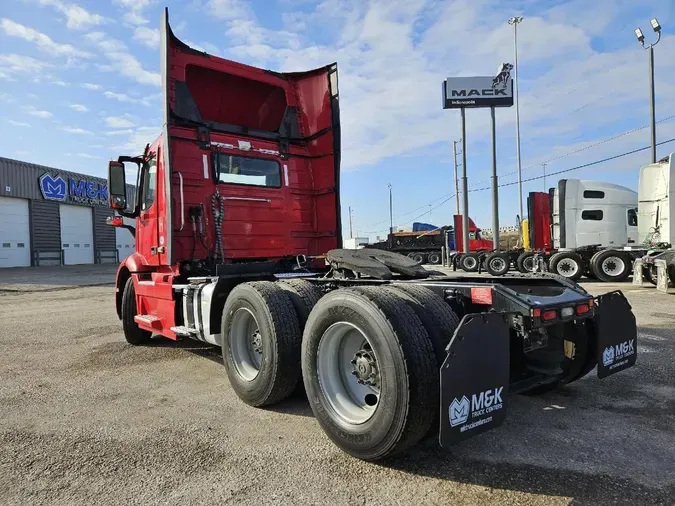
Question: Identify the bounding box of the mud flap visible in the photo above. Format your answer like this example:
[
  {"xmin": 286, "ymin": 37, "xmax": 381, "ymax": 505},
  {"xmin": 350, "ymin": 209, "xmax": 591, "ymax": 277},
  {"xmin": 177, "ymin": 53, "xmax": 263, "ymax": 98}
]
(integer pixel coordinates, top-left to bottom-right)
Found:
[
  {"xmin": 594, "ymin": 291, "xmax": 637, "ymax": 379},
  {"xmin": 632, "ymin": 257, "xmax": 643, "ymax": 286},
  {"xmin": 439, "ymin": 312, "xmax": 510, "ymax": 447},
  {"xmin": 655, "ymin": 258, "xmax": 669, "ymax": 293}
]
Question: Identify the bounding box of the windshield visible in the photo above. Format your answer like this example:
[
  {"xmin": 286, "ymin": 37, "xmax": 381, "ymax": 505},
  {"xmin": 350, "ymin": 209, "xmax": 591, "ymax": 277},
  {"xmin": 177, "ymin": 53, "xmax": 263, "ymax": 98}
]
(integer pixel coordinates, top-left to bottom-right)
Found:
[{"xmin": 214, "ymin": 153, "xmax": 281, "ymax": 188}]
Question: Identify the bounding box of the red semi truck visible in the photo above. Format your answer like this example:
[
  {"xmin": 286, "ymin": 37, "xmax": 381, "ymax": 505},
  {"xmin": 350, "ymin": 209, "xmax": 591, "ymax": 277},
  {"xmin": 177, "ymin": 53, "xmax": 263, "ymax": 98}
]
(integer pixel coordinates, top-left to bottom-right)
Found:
[{"xmin": 105, "ymin": 9, "xmax": 638, "ymax": 461}]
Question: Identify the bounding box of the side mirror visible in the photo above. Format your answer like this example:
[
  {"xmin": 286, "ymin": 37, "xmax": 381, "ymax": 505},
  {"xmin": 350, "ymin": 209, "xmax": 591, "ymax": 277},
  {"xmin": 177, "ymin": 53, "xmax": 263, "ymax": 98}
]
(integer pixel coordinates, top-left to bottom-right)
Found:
[{"xmin": 108, "ymin": 161, "xmax": 127, "ymax": 210}]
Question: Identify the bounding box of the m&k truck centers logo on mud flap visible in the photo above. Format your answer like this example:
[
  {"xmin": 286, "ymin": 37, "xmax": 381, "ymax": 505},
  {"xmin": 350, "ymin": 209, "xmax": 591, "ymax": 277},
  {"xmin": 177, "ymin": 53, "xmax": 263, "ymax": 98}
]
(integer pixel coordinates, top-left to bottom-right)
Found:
[
  {"xmin": 440, "ymin": 313, "xmax": 510, "ymax": 447},
  {"xmin": 449, "ymin": 387, "xmax": 505, "ymax": 432}
]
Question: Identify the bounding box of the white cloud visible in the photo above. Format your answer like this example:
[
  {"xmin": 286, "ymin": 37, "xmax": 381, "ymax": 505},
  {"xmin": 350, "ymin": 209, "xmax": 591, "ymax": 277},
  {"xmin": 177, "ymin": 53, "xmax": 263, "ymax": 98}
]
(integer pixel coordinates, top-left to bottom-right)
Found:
[
  {"xmin": 67, "ymin": 152, "xmax": 99, "ymax": 159},
  {"xmin": 133, "ymin": 26, "xmax": 159, "ymax": 49},
  {"xmin": 206, "ymin": 0, "xmax": 251, "ymax": 20},
  {"xmin": 8, "ymin": 120, "xmax": 31, "ymax": 127},
  {"xmin": 105, "ymin": 116, "xmax": 136, "ymax": 129},
  {"xmin": 115, "ymin": 0, "xmax": 154, "ymax": 26},
  {"xmin": 0, "ymin": 53, "xmax": 51, "ymax": 75},
  {"xmin": 123, "ymin": 10, "xmax": 148, "ymax": 26},
  {"xmin": 61, "ymin": 126, "xmax": 93, "ymax": 134},
  {"xmin": 69, "ymin": 104, "xmax": 88, "ymax": 112},
  {"xmin": 102, "ymin": 90, "xmax": 154, "ymax": 107},
  {"xmin": 51, "ymin": 80, "xmax": 68, "ymax": 86},
  {"xmin": 110, "ymin": 125, "xmax": 159, "ymax": 152},
  {"xmin": 36, "ymin": 0, "xmax": 105, "ymax": 30},
  {"xmin": 23, "ymin": 105, "xmax": 53, "ymax": 118},
  {"xmin": 0, "ymin": 18, "xmax": 92, "ymax": 58},
  {"xmin": 85, "ymin": 31, "xmax": 160, "ymax": 86},
  {"xmin": 81, "ymin": 82, "xmax": 101, "ymax": 90}
]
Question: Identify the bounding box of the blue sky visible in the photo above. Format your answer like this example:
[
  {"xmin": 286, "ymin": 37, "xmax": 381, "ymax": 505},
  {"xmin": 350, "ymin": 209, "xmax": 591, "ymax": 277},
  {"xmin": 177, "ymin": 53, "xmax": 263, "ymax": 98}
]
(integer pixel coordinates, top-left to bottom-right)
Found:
[{"xmin": 1, "ymin": 0, "xmax": 674, "ymax": 241}]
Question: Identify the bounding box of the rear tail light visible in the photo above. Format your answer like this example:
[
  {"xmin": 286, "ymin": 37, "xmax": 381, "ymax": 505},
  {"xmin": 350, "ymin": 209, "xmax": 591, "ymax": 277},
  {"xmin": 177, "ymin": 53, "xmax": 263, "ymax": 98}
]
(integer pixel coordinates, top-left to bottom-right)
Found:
[
  {"xmin": 588, "ymin": 298, "xmax": 595, "ymax": 308},
  {"xmin": 576, "ymin": 304, "xmax": 590, "ymax": 315},
  {"xmin": 531, "ymin": 308, "xmax": 542, "ymax": 318},
  {"xmin": 561, "ymin": 307, "xmax": 574, "ymax": 318},
  {"xmin": 542, "ymin": 310, "xmax": 557, "ymax": 321}
]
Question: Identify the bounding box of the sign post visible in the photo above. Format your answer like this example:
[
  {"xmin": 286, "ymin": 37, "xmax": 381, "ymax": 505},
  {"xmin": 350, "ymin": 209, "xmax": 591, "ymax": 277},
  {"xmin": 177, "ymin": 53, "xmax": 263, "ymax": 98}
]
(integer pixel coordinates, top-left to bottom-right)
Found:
[{"xmin": 442, "ymin": 64, "xmax": 514, "ymax": 253}]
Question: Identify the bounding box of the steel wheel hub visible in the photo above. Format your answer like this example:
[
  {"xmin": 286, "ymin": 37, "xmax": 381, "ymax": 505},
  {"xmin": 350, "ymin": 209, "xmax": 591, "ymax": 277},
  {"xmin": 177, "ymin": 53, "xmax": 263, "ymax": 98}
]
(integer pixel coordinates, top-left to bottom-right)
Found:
[
  {"xmin": 229, "ymin": 308, "xmax": 264, "ymax": 381},
  {"xmin": 602, "ymin": 256, "xmax": 624, "ymax": 275},
  {"xmin": 351, "ymin": 349, "xmax": 379, "ymax": 387},
  {"xmin": 491, "ymin": 258, "xmax": 506, "ymax": 270},
  {"xmin": 557, "ymin": 258, "xmax": 578, "ymax": 276},
  {"xmin": 316, "ymin": 322, "xmax": 381, "ymax": 424}
]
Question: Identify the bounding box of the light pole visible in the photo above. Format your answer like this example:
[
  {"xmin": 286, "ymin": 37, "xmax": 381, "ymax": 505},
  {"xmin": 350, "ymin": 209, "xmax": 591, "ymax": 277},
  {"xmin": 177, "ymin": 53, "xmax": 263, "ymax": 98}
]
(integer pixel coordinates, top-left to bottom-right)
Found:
[
  {"xmin": 635, "ymin": 18, "xmax": 662, "ymax": 164},
  {"xmin": 388, "ymin": 183, "xmax": 393, "ymax": 234},
  {"xmin": 508, "ymin": 16, "xmax": 524, "ymax": 224}
]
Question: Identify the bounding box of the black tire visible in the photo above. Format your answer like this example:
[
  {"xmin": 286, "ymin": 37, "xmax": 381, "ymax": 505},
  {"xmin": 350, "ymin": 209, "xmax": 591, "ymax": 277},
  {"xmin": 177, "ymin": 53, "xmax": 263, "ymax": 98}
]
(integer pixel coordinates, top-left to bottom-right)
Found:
[
  {"xmin": 485, "ymin": 252, "xmax": 510, "ymax": 276},
  {"xmin": 278, "ymin": 278, "xmax": 323, "ymax": 328},
  {"xmin": 221, "ymin": 281, "xmax": 302, "ymax": 407},
  {"xmin": 386, "ymin": 284, "xmax": 460, "ymax": 367},
  {"xmin": 121, "ymin": 277, "xmax": 152, "ymax": 345},
  {"xmin": 590, "ymin": 250, "xmax": 631, "ymax": 282},
  {"xmin": 516, "ymin": 252, "xmax": 536, "ymax": 273},
  {"xmin": 460, "ymin": 253, "xmax": 479, "ymax": 272},
  {"xmin": 411, "ymin": 252, "xmax": 426, "ymax": 264},
  {"xmin": 643, "ymin": 265, "xmax": 657, "ymax": 285},
  {"xmin": 427, "ymin": 252, "xmax": 441, "ymax": 265},
  {"xmin": 549, "ymin": 251, "xmax": 584, "ymax": 282},
  {"xmin": 301, "ymin": 286, "xmax": 437, "ymax": 461}
]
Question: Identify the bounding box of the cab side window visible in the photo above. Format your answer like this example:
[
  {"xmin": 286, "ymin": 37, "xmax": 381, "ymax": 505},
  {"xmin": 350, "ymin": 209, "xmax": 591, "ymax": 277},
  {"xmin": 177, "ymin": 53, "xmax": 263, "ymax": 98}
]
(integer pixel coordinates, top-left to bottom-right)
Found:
[
  {"xmin": 627, "ymin": 208, "xmax": 638, "ymax": 227},
  {"xmin": 141, "ymin": 156, "xmax": 157, "ymax": 212}
]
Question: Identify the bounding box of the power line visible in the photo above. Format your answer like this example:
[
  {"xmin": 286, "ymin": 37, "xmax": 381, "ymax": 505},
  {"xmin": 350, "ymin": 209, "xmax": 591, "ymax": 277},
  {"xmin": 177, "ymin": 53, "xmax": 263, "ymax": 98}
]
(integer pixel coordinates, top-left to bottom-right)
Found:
[
  {"xmin": 467, "ymin": 137, "xmax": 675, "ymax": 193},
  {"xmin": 362, "ymin": 194, "xmax": 456, "ymax": 234},
  {"xmin": 357, "ymin": 138, "xmax": 675, "ymax": 234},
  {"xmin": 354, "ymin": 114, "xmax": 675, "ymax": 232},
  {"xmin": 469, "ymin": 113, "xmax": 675, "ymax": 188}
]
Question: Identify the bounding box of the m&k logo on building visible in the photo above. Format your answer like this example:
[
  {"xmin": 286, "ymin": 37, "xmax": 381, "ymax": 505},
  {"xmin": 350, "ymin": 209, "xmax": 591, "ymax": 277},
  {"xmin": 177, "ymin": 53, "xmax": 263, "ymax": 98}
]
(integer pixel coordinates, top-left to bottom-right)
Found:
[{"xmin": 39, "ymin": 173, "xmax": 108, "ymax": 206}]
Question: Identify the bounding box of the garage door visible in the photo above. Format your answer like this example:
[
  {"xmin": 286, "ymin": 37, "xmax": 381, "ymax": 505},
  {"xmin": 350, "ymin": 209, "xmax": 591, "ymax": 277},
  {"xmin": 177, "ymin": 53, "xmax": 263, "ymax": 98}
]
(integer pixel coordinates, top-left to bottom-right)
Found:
[
  {"xmin": 60, "ymin": 204, "xmax": 94, "ymax": 265},
  {"xmin": 116, "ymin": 216, "xmax": 136, "ymax": 261},
  {"xmin": 0, "ymin": 196, "xmax": 31, "ymax": 268}
]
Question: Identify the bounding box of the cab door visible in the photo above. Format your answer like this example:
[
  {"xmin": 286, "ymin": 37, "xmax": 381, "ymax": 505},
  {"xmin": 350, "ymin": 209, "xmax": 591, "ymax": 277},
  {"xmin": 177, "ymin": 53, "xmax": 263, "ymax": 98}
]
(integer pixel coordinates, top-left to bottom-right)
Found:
[{"xmin": 136, "ymin": 153, "xmax": 160, "ymax": 266}]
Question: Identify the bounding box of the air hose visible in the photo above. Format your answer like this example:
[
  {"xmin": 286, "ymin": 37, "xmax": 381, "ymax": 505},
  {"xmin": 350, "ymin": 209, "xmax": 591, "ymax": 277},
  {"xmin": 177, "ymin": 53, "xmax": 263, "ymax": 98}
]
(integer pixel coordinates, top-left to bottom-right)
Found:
[{"xmin": 210, "ymin": 190, "xmax": 225, "ymax": 263}]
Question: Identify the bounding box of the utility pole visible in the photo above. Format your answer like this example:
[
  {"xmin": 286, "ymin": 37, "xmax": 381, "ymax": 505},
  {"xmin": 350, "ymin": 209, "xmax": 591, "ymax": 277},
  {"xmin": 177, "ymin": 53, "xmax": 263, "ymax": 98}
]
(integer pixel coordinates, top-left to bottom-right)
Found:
[
  {"xmin": 460, "ymin": 109, "xmax": 469, "ymax": 253},
  {"xmin": 452, "ymin": 140, "xmax": 461, "ymax": 215},
  {"xmin": 388, "ymin": 183, "xmax": 393, "ymax": 234},
  {"xmin": 635, "ymin": 18, "xmax": 662, "ymax": 164},
  {"xmin": 509, "ymin": 16, "xmax": 524, "ymax": 224},
  {"xmin": 348, "ymin": 206, "xmax": 353, "ymax": 238},
  {"xmin": 542, "ymin": 162, "xmax": 547, "ymax": 190}
]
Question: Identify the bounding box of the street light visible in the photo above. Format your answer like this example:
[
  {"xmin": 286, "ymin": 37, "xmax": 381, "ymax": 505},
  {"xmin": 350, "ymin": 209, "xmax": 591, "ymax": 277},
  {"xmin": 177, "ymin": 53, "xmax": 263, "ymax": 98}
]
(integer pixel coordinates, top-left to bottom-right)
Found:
[
  {"xmin": 635, "ymin": 17, "xmax": 662, "ymax": 163},
  {"xmin": 508, "ymin": 16, "xmax": 524, "ymax": 226}
]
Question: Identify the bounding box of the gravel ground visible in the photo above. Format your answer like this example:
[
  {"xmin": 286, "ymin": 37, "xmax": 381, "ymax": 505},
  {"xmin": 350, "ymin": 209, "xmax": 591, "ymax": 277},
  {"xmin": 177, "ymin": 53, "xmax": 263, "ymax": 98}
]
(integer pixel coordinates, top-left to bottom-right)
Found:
[{"xmin": 1, "ymin": 267, "xmax": 674, "ymax": 505}]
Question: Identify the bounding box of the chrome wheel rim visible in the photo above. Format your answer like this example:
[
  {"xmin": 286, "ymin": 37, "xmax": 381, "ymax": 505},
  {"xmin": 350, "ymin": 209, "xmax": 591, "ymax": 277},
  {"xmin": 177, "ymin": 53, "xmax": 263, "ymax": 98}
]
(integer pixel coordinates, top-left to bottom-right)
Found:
[
  {"xmin": 316, "ymin": 322, "xmax": 380, "ymax": 425},
  {"xmin": 229, "ymin": 308, "xmax": 263, "ymax": 381}
]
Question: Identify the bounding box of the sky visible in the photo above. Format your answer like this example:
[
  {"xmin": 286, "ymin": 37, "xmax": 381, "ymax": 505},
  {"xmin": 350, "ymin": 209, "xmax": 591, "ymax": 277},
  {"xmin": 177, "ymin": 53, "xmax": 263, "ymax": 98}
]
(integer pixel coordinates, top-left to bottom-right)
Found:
[{"xmin": 1, "ymin": 0, "xmax": 674, "ymax": 242}]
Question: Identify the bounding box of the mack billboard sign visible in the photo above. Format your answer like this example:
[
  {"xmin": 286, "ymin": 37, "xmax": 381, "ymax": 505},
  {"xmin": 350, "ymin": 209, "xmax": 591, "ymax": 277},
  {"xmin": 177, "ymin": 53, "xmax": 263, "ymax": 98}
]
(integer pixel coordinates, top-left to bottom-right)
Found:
[{"xmin": 443, "ymin": 63, "xmax": 514, "ymax": 109}]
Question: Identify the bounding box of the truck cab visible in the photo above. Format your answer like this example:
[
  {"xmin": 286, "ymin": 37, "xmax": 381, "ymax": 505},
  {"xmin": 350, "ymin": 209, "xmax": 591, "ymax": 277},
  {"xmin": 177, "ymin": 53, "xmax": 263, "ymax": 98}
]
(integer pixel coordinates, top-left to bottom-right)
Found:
[
  {"xmin": 637, "ymin": 154, "xmax": 674, "ymax": 245},
  {"xmin": 551, "ymin": 179, "xmax": 638, "ymax": 249},
  {"xmin": 106, "ymin": 9, "xmax": 341, "ymax": 340}
]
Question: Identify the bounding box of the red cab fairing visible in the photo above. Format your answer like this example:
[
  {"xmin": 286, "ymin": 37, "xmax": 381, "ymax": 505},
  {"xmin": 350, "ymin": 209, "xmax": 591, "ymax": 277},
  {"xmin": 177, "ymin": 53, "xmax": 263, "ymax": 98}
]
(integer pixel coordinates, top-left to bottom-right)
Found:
[{"xmin": 159, "ymin": 9, "xmax": 341, "ymax": 267}]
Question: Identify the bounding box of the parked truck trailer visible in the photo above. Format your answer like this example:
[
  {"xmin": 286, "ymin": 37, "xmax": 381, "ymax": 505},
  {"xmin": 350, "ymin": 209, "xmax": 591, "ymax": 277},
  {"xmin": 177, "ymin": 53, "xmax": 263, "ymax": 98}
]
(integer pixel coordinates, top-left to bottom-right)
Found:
[{"xmin": 104, "ymin": 9, "xmax": 638, "ymax": 462}]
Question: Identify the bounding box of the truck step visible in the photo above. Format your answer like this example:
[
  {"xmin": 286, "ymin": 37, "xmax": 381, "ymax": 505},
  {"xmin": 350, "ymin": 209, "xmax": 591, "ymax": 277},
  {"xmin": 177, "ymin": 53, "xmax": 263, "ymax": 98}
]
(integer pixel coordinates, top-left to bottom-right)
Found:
[
  {"xmin": 134, "ymin": 314, "xmax": 163, "ymax": 329},
  {"xmin": 170, "ymin": 326, "xmax": 199, "ymax": 337}
]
